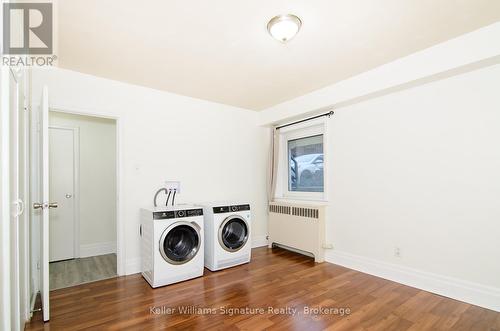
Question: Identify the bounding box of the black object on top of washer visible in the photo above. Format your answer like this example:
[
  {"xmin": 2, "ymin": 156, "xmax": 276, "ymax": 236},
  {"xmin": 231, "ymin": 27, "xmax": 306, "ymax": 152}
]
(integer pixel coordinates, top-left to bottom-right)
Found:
[
  {"xmin": 213, "ymin": 204, "xmax": 250, "ymax": 214},
  {"xmin": 153, "ymin": 208, "xmax": 203, "ymax": 220}
]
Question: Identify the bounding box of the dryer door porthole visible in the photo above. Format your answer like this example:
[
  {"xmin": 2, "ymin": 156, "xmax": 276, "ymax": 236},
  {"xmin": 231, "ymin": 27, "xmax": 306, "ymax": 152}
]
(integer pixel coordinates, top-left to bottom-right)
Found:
[
  {"xmin": 218, "ymin": 215, "xmax": 249, "ymax": 252},
  {"xmin": 159, "ymin": 221, "xmax": 201, "ymax": 265}
]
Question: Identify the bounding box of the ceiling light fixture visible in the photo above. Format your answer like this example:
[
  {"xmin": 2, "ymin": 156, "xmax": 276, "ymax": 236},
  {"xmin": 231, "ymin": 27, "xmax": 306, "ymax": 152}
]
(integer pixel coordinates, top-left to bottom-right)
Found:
[{"xmin": 267, "ymin": 14, "xmax": 302, "ymax": 43}]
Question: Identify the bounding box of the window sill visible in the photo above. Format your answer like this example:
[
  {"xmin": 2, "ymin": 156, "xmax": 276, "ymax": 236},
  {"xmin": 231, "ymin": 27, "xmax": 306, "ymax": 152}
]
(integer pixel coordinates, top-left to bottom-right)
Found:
[{"xmin": 273, "ymin": 198, "xmax": 329, "ymax": 206}]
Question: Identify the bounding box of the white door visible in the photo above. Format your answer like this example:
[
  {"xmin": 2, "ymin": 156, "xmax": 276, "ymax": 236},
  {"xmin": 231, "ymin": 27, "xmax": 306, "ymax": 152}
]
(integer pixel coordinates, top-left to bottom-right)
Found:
[
  {"xmin": 14, "ymin": 67, "xmax": 30, "ymax": 330},
  {"xmin": 33, "ymin": 86, "xmax": 55, "ymax": 322},
  {"xmin": 1, "ymin": 66, "xmax": 27, "ymax": 331},
  {"xmin": 18, "ymin": 71, "xmax": 30, "ymax": 331},
  {"xmin": 0, "ymin": 66, "xmax": 12, "ymax": 331},
  {"xmin": 49, "ymin": 127, "xmax": 75, "ymax": 262},
  {"xmin": 9, "ymin": 68, "xmax": 21, "ymax": 331}
]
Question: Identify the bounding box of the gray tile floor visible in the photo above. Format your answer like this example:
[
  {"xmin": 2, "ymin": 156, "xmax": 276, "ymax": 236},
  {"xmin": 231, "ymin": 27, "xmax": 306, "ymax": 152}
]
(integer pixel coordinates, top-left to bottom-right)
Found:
[{"xmin": 49, "ymin": 254, "xmax": 117, "ymax": 290}]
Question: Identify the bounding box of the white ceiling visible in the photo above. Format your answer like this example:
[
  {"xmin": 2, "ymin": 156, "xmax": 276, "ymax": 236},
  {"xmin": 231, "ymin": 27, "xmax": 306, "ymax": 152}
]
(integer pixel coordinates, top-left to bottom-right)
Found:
[{"xmin": 57, "ymin": 0, "xmax": 500, "ymax": 110}]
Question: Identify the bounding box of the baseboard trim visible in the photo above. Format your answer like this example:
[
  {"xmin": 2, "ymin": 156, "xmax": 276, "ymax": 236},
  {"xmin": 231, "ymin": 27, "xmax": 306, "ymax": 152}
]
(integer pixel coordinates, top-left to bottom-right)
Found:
[
  {"xmin": 125, "ymin": 257, "xmax": 141, "ymax": 275},
  {"xmin": 326, "ymin": 250, "xmax": 500, "ymax": 312},
  {"xmin": 252, "ymin": 235, "xmax": 268, "ymax": 248},
  {"xmin": 79, "ymin": 241, "xmax": 116, "ymax": 258}
]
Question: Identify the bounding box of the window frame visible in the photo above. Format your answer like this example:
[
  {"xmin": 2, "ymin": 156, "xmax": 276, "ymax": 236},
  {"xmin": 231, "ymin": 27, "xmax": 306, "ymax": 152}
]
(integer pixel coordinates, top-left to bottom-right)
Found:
[{"xmin": 277, "ymin": 118, "xmax": 328, "ymax": 201}]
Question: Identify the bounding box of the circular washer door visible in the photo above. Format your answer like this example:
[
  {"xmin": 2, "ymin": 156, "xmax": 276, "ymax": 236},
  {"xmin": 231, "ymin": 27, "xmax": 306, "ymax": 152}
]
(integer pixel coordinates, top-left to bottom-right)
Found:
[
  {"xmin": 159, "ymin": 221, "xmax": 201, "ymax": 265},
  {"xmin": 218, "ymin": 215, "xmax": 249, "ymax": 252}
]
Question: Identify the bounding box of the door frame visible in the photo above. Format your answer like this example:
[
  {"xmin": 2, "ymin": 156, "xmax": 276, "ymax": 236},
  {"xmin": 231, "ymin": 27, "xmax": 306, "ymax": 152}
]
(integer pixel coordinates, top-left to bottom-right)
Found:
[
  {"xmin": 48, "ymin": 125, "xmax": 80, "ymax": 259},
  {"xmin": 49, "ymin": 106, "xmax": 123, "ymax": 275}
]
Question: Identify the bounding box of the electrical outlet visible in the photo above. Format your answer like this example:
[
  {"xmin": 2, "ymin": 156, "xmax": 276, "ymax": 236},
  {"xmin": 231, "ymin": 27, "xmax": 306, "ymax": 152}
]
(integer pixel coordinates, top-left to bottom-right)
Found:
[
  {"xmin": 165, "ymin": 181, "xmax": 180, "ymax": 193},
  {"xmin": 394, "ymin": 247, "xmax": 401, "ymax": 258}
]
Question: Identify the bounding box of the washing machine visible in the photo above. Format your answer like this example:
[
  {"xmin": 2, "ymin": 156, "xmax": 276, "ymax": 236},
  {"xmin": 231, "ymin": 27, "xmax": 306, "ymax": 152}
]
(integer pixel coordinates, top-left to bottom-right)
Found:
[
  {"xmin": 199, "ymin": 202, "xmax": 251, "ymax": 271},
  {"xmin": 140, "ymin": 205, "xmax": 204, "ymax": 288}
]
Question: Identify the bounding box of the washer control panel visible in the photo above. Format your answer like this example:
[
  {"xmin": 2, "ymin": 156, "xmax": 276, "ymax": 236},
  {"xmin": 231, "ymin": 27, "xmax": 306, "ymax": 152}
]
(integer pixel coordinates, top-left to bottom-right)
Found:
[
  {"xmin": 213, "ymin": 204, "xmax": 250, "ymax": 214},
  {"xmin": 153, "ymin": 208, "xmax": 203, "ymax": 219}
]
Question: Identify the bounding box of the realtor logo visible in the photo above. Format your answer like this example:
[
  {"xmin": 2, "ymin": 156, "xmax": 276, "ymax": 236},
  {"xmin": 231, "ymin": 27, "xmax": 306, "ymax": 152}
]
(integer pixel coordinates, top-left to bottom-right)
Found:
[{"xmin": 2, "ymin": 3, "xmax": 53, "ymax": 54}]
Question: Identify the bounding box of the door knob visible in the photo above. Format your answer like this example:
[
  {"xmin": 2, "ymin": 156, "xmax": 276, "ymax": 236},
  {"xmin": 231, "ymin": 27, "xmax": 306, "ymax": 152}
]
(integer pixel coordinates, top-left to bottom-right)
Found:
[
  {"xmin": 33, "ymin": 202, "xmax": 58, "ymax": 209},
  {"xmin": 33, "ymin": 202, "xmax": 44, "ymax": 209},
  {"xmin": 65, "ymin": 194, "xmax": 72, "ymax": 199}
]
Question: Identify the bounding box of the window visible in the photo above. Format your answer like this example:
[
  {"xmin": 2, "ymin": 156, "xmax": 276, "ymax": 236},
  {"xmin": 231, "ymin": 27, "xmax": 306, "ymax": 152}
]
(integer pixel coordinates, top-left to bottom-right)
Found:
[
  {"xmin": 278, "ymin": 120, "xmax": 327, "ymax": 201},
  {"xmin": 288, "ymin": 135, "xmax": 324, "ymax": 192}
]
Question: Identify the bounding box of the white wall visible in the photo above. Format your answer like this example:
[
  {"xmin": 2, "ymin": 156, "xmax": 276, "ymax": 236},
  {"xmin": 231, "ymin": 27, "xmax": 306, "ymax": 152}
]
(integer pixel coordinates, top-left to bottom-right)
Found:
[
  {"xmin": 260, "ymin": 26, "xmax": 500, "ymax": 311},
  {"xmin": 49, "ymin": 112, "xmax": 117, "ymax": 255},
  {"xmin": 327, "ymin": 64, "xmax": 500, "ymax": 285},
  {"xmin": 31, "ymin": 67, "xmax": 269, "ymax": 275}
]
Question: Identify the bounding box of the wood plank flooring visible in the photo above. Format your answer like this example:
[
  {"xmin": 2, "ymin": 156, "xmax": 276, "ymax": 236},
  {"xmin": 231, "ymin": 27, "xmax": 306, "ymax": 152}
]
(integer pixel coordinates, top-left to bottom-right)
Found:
[
  {"xmin": 26, "ymin": 247, "xmax": 500, "ymax": 330},
  {"xmin": 49, "ymin": 254, "xmax": 117, "ymax": 290}
]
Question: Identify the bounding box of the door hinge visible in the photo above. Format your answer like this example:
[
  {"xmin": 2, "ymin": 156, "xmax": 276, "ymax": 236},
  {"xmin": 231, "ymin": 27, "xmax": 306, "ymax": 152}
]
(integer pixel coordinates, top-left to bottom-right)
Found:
[{"xmin": 36, "ymin": 261, "xmax": 40, "ymax": 270}]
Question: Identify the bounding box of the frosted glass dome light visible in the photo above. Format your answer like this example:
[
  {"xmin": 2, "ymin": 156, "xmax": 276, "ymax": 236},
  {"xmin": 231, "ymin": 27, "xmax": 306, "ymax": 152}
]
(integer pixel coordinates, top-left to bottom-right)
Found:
[{"xmin": 267, "ymin": 14, "xmax": 302, "ymax": 43}]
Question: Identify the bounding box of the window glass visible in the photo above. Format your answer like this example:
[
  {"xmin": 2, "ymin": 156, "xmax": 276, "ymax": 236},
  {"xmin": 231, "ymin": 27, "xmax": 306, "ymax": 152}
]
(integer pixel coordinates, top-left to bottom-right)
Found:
[{"xmin": 288, "ymin": 134, "xmax": 324, "ymax": 192}]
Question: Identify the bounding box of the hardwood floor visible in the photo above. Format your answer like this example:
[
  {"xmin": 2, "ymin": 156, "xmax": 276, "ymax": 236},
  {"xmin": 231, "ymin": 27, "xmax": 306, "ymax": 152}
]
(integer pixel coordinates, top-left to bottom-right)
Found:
[
  {"xmin": 26, "ymin": 247, "xmax": 500, "ymax": 330},
  {"xmin": 50, "ymin": 254, "xmax": 117, "ymax": 290}
]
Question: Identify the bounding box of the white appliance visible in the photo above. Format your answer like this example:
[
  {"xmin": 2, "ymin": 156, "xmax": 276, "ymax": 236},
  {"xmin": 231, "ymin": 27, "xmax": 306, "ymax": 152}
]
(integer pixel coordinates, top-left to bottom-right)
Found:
[
  {"xmin": 200, "ymin": 202, "xmax": 251, "ymax": 271},
  {"xmin": 140, "ymin": 205, "xmax": 204, "ymax": 288}
]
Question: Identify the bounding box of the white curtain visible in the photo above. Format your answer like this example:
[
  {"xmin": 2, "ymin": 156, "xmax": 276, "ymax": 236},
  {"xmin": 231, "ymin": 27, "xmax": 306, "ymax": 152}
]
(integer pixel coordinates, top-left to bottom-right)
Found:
[{"xmin": 267, "ymin": 126, "xmax": 280, "ymax": 202}]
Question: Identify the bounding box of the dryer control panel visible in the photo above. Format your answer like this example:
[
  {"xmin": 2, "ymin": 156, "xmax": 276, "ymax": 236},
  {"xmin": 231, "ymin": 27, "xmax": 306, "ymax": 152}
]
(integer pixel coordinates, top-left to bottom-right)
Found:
[
  {"xmin": 213, "ymin": 204, "xmax": 250, "ymax": 214},
  {"xmin": 153, "ymin": 208, "xmax": 203, "ymax": 219}
]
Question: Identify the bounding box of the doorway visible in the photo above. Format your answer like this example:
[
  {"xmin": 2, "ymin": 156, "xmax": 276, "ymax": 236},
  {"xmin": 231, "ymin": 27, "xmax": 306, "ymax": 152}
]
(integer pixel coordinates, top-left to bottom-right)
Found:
[{"xmin": 48, "ymin": 111, "xmax": 117, "ymax": 290}]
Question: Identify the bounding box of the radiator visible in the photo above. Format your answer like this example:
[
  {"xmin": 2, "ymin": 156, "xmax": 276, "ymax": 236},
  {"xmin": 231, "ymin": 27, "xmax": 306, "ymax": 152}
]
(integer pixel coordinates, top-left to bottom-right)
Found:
[{"xmin": 268, "ymin": 202, "xmax": 325, "ymax": 262}]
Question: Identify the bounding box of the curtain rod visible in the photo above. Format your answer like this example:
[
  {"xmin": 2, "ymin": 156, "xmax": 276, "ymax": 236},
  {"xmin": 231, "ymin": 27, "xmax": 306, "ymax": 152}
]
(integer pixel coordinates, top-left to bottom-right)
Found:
[{"xmin": 275, "ymin": 110, "xmax": 334, "ymax": 130}]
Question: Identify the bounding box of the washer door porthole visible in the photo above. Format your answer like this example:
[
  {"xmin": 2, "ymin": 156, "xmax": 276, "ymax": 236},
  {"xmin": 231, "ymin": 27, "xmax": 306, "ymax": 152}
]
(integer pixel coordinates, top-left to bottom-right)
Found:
[
  {"xmin": 218, "ymin": 215, "xmax": 249, "ymax": 252},
  {"xmin": 159, "ymin": 221, "xmax": 201, "ymax": 265}
]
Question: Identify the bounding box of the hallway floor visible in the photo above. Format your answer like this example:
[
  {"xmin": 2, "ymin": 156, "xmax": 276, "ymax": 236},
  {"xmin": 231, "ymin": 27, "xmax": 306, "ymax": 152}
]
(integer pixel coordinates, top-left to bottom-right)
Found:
[{"xmin": 49, "ymin": 254, "xmax": 117, "ymax": 290}]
